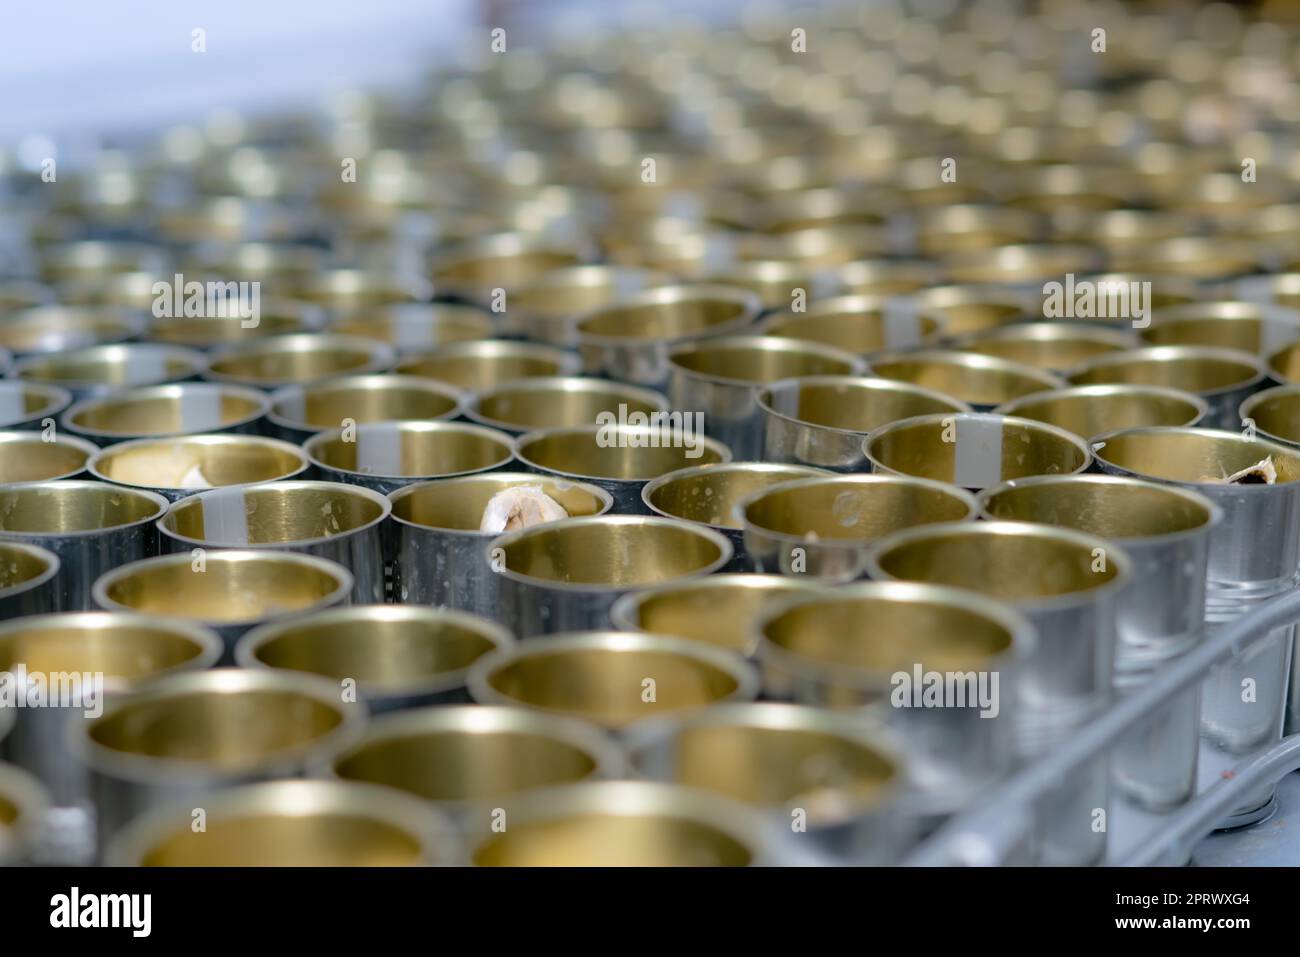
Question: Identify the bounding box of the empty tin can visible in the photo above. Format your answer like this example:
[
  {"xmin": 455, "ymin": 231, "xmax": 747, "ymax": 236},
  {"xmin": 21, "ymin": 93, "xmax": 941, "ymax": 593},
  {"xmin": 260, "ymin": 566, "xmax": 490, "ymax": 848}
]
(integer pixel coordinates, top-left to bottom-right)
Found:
[
  {"xmin": 955, "ymin": 323, "xmax": 1137, "ymax": 373},
  {"xmin": 265, "ymin": 374, "xmax": 462, "ymax": 444},
  {"xmin": 993, "ymin": 383, "xmax": 1207, "ymax": 441},
  {"xmin": 465, "ymin": 376, "xmax": 670, "ymax": 436},
  {"xmin": 626, "ymin": 702, "xmax": 911, "ymax": 862},
  {"xmin": 304, "ymin": 420, "xmax": 514, "ymax": 495},
  {"xmin": 104, "ymin": 779, "xmax": 461, "ymax": 867},
  {"xmin": 395, "ymin": 339, "xmax": 581, "ymax": 392},
  {"xmin": 0, "ymin": 763, "xmax": 48, "ymax": 865},
  {"xmin": 468, "ymin": 630, "xmax": 758, "ymax": 729},
  {"xmin": 0, "ymin": 430, "xmax": 97, "ymax": 484},
  {"xmin": 867, "ymin": 349, "xmax": 1067, "ymax": 412},
  {"xmin": 13, "ymin": 343, "xmax": 206, "ymax": 401},
  {"xmin": 760, "ymin": 294, "xmax": 944, "ymax": 354},
  {"xmin": 148, "ymin": 298, "xmax": 326, "ymax": 349},
  {"xmin": 514, "ymin": 424, "xmax": 731, "ymax": 513},
  {"xmin": 61, "ymin": 382, "xmax": 271, "ymax": 447},
  {"xmin": 503, "ymin": 264, "xmax": 671, "ymax": 345},
  {"xmin": 0, "ymin": 611, "xmax": 222, "ymax": 857},
  {"xmin": 1140, "ymin": 300, "xmax": 1300, "ymax": 357},
  {"xmin": 867, "ymin": 521, "xmax": 1130, "ymax": 728},
  {"xmin": 156, "ymin": 481, "xmax": 389, "ymax": 603},
  {"xmin": 0, "ymin": 480, "xmax": 168, "ymax": 611},
  {"xmin": 759, "ymin": 375, "xmax": 970, "ymax": 471},
  {"xmin": 866, "ymin": 412, "xmax": 1091, "ymax": 490},
  {"xmin": 1067, "ymin": 345, "xmax": 1269, "ymax": 430},
  {"xmin": 1093, "ymin": 426, "xmax": 1300, "ymax": 825},
  {"xmin": 666, "ymin": 335, "xmax": 864, "ymax": 458},
  {"xmin": 979, "ymin": 474, "xmax": 1219, "ymax": 811},
  {"xmin": 755, "ymin": 580, "xmax": 1031, "ymax": 822},
  {"xmin": 641, "ymin": 462, "xmax": 829, "ymax": 570},
  {"xmin": 574, "ymin": 284, "xmax": 762, "ymax": 388},
  {"xmin": 740, "ymin": 473, "xmax": 980, "ymax": 582},
  {"xmin": 203, "ymin": 334, "xmax": 396, "ymax": 390},
  {"xmin": 866, "ymin": 522, "xmax": 1128, "ymax": 865},
  {"xmin": 0, "ymin": 381, "xmax": 73, "ymax": 432},
  {"xmin": 0, "ymin": 306, "xmax": 146, "ymax": 358},
  {"xmin": 235, "ymin": 605, "xmax": 512, "ymax": 711},
  {"xmin": 327, "ymin": 303, "xmax": 494, "ymax": 353},
  {"xmin": 489, "ymin": 516, "xmax": 733, "ymax": 636},
  {"xmin": 610, "ymin": 574, "xmax": 832, "ymax": 656},
  {"xmin": 82, "ymin": 668, "xmax": 367, "ymax": 848},
  {"xmin": 92, "ymin": 549, "xmax": 353, "ymax": 659},
  {"xmin": 465, "ymin": 780, "xmax": 777, "ymax": 866},
  {"xmin": 326, "ymin": 705, "xmax": 625, "ymax": 824},
  {"xmin": 0, "ymin": 542, "xmax": 60, "ymax": 620}
]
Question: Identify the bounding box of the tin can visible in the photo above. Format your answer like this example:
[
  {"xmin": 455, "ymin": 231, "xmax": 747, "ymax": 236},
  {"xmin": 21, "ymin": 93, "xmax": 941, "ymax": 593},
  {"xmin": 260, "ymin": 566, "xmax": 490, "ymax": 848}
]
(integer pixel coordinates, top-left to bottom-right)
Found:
[
  {"xmin": 1067, "ymin": 345, "xmax": 1269, "ymax": 431},
  {"xmin": 388, "ymin": 472, "xmax": 612, "ymax": 616},
  {"xmin": 104, "ymin": 779, "xmax": 461, "ymax": 867},
  {"xmin": 265, "ymin": 374, "xmax": 462, "ymax": 444},
  {"xmin": 326, "ymin": 705, "xmax": 625, "ymax": 823},
  {"xmin": 304, "ymin": 420, "xmax": 514, "ymax": 496},
  {"xmin": 993, "ymin": 384, "xmax": 1207, "ymax": 441},
  {"xmin": 156, "ymin": 481, "xmax": 389, "ymax": 603},
  {"xmin": 395, "ymin": 339, "xmax": 580, "ymax": 392},
  {"xmin": 866, "ymin": 412, "xmax": 1091, "ymax": 490},
  {"xmin": 236, "ymin": 605, "xmax": 511, "ymax": 711},
  {"xmin": 626, "ymin": 703, "xmax": 911, "ymax": 862},
  {"xmin": 489, "ymin": 517, "xmax": 733, "ymax": 636},
  {"xmin": 61, "ymin": 383, "xmax": 271, "ymax": 447},
  {"xmin": 667, "ymin": 335, "xmax": 864, "ymax": 458},
  {"xmin": 759, "ymin": 375, "xmax": 970, "ymax": 472},
  {"xmin": 467, "ymin": 630, "xmax": 758, "ymax": 729},
  {"xmin": 0, "ymin": 480, "xmax": 168, "ymax": 611},
  {"xmin": 0, "ymin": 430, "xmax": 97, "ymax": 484},
  {"xmin": 514, "ymin": 424, "xmax": 731, "ymax": 514},
  {"xmin": 0, "ymin": 542, "xmax": 60, "ymax": 620},
  {"xmin": 92, "ymin": 549, "xmax": 353, "ymax": 659},
  {"xmin": 89, "ymin": 434, "xmax": 308, "ymax": 502},
  {"xmin": 82, "ymin": 669, "xmax": 366, "ymax": 848}
]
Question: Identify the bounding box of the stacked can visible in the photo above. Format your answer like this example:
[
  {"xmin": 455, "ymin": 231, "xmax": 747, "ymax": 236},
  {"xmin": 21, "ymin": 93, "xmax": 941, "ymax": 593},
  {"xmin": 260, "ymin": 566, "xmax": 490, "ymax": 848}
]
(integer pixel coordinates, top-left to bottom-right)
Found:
[
  {"xmin": 978, "ymin": 475, "xmax": 1220, "ymax": 813},
  {"xmin": 866, "ymin": 520, "xmax": 1131, "ymax": 866},
  {"xmin": 1094, "ymin": 428, "xmax": 1300, "ymax": 825}
]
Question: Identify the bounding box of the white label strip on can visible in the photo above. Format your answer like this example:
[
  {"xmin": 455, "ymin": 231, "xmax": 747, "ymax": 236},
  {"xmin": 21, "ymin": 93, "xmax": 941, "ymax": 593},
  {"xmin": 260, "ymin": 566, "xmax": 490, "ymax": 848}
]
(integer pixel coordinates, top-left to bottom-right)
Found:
[
  {"xmin": 882, "ymin": 306, "xmax": 925, "ymax": 350},
  {"xmin": 952, "ymin": 416, "xmax": 1005, "ymax": 490},
  {"xmin": 1258, "ymin": 305, "xmax": 1300, "ymax": 357},
  {"xmin": 178, "ymin": 386, "xmax": 224, "ymax": 432},
  {"xmin": 0, "ymin": 386, "xmax": 26, "ymax": 424},
  {"xmin": 199, "ymin": 486, "xmax": 251, "ymax": 545},
  {"xmin": 133, "ymin": 350, "xmax": 173, "ymax": 386},
  {"xmin": 355, "ymin": 425, "xmax": 404, "ymax": 477},
  {"xmin": 277, "ymin": 387, "xmax": 306, "ymax": 426},
  {"xmin": 1234, "ymin": 276, "xmax": 1272, "ymax": 305},
  {"xmin": 393, "ymin": 313, "xmax": 431, "ymax": 353}
]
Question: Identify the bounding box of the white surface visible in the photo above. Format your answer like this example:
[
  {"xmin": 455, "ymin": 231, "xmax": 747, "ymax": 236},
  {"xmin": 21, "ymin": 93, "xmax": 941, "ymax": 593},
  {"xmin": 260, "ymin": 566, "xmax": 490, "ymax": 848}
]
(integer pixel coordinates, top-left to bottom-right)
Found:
[{"xmin": 0, "ymin": 0, "xmax": 478, "ymax": 143}]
